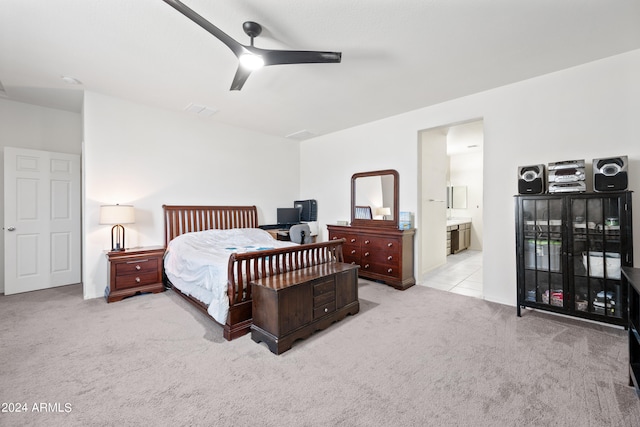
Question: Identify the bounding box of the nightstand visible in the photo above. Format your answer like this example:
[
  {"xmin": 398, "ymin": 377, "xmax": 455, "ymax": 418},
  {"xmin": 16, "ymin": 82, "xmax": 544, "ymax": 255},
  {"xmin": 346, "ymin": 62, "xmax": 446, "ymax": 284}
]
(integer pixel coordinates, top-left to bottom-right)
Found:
[{"xmin": 105, "ymin": 246, "xmax": 165, "ymax": 303}]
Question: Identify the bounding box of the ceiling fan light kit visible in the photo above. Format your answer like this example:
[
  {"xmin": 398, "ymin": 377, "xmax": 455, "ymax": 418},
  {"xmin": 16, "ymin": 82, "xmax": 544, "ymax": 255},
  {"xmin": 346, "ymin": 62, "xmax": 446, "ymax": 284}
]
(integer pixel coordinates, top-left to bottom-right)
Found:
[
  {"xmin": 239, "ymin": 53, "xmax": 264, "ymax": 71},
  {"xmin": 162, "ymin": 0, "xmax": 341, "ymax": 90}
]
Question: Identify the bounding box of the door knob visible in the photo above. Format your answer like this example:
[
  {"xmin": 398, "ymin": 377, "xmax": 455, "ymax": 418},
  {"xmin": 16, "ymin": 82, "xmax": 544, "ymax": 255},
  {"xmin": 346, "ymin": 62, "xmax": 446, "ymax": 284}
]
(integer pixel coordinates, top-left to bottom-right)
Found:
[{"xmin": 7, "ymin": 226, "xmax": 16, "ymax": 231}]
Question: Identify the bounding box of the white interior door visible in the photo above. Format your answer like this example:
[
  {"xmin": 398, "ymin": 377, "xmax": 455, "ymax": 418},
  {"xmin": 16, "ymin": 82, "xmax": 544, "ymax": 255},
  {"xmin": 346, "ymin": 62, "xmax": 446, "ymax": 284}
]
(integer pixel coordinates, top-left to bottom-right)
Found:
[
  {"xmin": 419, "ymin": 128, "xmax": 448, "ymax": 275},
  {"xmin": 4, "ymin": 147, "xmax": 81, "ymax": 295}
]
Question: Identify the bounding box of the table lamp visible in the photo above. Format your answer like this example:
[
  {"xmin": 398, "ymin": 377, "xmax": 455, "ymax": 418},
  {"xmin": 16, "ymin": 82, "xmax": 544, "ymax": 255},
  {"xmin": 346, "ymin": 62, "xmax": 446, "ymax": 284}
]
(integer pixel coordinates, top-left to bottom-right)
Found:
[
  {"xmin": 376, "ymin": 207, "xmax": 391, "ymax": 220},
  {"xmin": 100, "ymin": 204, "xmax": 135, "ymax": 251}
]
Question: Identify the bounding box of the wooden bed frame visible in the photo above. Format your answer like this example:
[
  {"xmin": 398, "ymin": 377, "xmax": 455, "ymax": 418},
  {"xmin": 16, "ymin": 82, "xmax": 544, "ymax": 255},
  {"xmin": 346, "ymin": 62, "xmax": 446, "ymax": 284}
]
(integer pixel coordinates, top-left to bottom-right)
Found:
[{"xmin": 162, "ymin": 205, "xmax": 346, "ymax": 341}]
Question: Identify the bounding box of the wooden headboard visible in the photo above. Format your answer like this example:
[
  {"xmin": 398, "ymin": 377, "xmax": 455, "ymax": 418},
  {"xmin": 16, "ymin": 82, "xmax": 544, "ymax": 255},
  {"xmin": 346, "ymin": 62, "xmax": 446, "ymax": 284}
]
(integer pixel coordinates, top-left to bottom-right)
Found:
[{"xmin": 163, "ymin": 205, "xmax": 259, "ymax": 246}]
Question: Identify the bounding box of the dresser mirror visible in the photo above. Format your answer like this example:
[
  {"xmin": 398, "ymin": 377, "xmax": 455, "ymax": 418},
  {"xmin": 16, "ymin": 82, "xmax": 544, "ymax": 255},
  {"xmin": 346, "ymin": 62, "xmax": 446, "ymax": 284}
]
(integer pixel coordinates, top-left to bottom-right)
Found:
[{"xmin": 351, "ymin": 169, "xmax": 399, "ymax": 228}]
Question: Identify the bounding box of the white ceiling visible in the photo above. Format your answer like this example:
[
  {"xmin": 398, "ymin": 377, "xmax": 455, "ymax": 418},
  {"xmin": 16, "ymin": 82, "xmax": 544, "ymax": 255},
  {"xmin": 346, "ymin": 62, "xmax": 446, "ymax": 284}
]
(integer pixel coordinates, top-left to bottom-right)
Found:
[{"xmin": 1, "ymin": 0, "xmax": 640, "ymax": 140}]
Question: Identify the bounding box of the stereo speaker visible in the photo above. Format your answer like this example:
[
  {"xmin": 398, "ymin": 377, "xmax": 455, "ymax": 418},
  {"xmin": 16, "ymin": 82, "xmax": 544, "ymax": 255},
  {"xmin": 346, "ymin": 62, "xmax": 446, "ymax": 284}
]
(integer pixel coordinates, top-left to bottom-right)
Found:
[
  {"xmin": 593, "ymin": 156, "xmax": 628, "ymax": 192},
  {"xmin": 518, "ymin": 164, "xmax": 546, "ymax": 194}
]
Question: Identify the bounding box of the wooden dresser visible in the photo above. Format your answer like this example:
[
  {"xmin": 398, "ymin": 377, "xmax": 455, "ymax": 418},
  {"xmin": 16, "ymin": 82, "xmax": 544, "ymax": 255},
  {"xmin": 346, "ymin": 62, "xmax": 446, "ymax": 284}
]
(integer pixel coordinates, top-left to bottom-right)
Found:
[
  {"xmin": 251, "ymin": 262, "xmax": 359, "ymax": 354},
  {"xmin": 327, "ymin": 224, "xmax": 415, "ymax": 290}
]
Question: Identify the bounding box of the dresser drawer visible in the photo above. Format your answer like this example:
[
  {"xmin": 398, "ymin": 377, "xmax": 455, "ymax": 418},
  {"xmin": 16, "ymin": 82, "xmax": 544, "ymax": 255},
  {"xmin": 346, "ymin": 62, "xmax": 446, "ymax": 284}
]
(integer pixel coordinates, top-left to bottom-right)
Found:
[
  {"xmin": 115, "ymin": 257, "xmax": 159, "ymax": 276},
  {"xmin": 361, "ymin": 246, "xmax": 400, "ymax": 263},
  {"xmin": 362, "ymin": 237, "xmax": 401, "ymax": 251},
  {"xmin": 330, "ymin": 233, "xmax": 361, "ymax": 245},
  {"xmin": 342, "ymin": 244, "xmax": 361, "ymax": 260},
  {"xmin": 361, "ymin": 262, "xmax": 401, "ymax": 279}
]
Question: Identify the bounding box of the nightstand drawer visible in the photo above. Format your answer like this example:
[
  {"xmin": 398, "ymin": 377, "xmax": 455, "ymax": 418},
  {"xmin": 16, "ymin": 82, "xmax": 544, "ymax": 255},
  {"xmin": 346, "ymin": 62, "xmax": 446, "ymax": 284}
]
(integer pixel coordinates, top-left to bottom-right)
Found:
[
  {"xmin": 115, "ymin": 271, "xmax": 160, "ymax": 290},
  {"xmin": 116, "ymin": 257, "xmax": 159, "ymax": 275}
]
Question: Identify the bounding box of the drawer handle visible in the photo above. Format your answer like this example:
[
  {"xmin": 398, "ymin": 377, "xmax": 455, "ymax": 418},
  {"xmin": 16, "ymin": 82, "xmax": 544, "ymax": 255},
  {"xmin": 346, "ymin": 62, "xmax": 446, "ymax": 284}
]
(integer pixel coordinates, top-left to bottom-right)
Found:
[
  {"xmin": 387, "ymin": 268, "xmax": 393, "ymax": 273},
  {"xmin": 387, "ymin": 256, "xmax": 393, "ymax": 261},
  {"xmin": 332, "ymin": 237, "xmax": 338, "ymax": 240},
  {"xmin": 387, "ymin": 243, "xmax": 393, "ymax": 247},
  {"xmin": 127, "ymin": 259, "xmax": 149, "ymax": 264},
  {"xmin": 364, "ymin": 240, "xmax": 370, "ymax": 244},
  {"xmin": 364, "ymin": 252, "xmax": 370, "ymax": 257},
  {"xmin": 135, "ymin": 265, "xmax": 141, "ymax": 270},
  {"xmin": 364, "ymin": 264, "xmax": 370, "ymax": 269},
  {"xmin": 324, "ymin": 308, "xmax": 329, "ymax": 313},
  {"xmin": 351, "ymin": 250, "xmax": 356, "ymax": 255},
  {"xmin": 135, "ymin": 277, "xmax": 141, "ymax": 283},
  {"xmin": 350, "ymin": 261, "xmax": 356, "ymax": 265},
  {"xmin": 350, "ymin": 238, "xmax": 356, "ymax": 243}
]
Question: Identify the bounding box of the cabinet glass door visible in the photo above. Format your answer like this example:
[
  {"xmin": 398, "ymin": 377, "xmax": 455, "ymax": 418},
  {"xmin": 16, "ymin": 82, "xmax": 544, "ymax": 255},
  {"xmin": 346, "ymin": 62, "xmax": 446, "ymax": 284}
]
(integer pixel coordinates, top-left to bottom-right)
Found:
[
  {"xmin": 522, "ymin": 198, "xmax": 564, "ymax": 308},
  {"xmin": 570, "ymin": 196, "xmax": 623, "ymax": 320}
]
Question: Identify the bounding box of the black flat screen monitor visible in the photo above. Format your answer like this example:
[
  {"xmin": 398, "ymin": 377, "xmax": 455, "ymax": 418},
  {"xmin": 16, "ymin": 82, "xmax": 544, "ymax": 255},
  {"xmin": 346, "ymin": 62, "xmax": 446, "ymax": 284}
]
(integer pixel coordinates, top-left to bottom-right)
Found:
[{"xmin": 277, "ymin": 207, "xmax": 301, "ymax": 225}]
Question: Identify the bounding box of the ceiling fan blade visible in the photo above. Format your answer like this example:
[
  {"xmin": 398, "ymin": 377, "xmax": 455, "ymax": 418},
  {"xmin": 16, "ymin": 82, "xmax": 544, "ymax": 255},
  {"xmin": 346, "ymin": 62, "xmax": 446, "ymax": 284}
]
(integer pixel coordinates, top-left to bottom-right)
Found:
[
  {"xmin": 230, "ymin": 66, "xmax": 253, "ymax": 91},
  {"xmin": 260, "ymin": 49, "xmax": 342, "ymax": 66},
  {"xmin": 162, "ymin": 0, "xmax": 245, "ymax": 58}
]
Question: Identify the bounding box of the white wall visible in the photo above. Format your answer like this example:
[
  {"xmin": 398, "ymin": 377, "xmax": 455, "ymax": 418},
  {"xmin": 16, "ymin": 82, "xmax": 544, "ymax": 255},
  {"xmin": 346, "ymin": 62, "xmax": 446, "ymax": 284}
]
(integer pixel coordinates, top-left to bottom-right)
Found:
[
  {"xmin": 82, "ymin": 92, "xmax": 300, "ymax": 299},
  {"xmin": 300, "ymin": 48, "xmax": 640, "ymax": 307},
  {"xmin": 0, "ymin": 98, "xmax": 82, "ymax": 293}
]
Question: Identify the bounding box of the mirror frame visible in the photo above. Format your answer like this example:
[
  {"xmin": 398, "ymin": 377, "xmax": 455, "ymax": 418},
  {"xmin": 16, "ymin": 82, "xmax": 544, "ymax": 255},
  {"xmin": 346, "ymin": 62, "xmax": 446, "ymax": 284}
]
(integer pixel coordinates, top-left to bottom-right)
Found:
[{"xmin": 351, "ymin": 169, "xmax": 399, "ymax": 229}]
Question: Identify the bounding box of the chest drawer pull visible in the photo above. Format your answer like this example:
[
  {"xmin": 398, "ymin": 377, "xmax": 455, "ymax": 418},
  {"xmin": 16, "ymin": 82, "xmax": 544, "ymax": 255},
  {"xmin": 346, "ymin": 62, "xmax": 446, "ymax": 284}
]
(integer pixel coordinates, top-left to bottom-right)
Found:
[
  {"xmin": 364, "ymin": 252, "xmax": 370, "ymax": 257},
  {"xmin": 387, "ymin": 255, "xmax": 393, "ymax": 261},
  {"xmin": 351, "ymin": 249, "xmax": 356, "ymax": 255},
  {"xmin": 364, "ymin": 240, "xmax": 370, "ymax": 244},
  {"xmin": 364, "ymin": 264, "xmax": 370, "ymax": 269},
  {"xmin": 135, "ymin": 277, "xmax": 141, "ymax": 283},
  {"xmin": 332, "ymin": 236, "xmax": 338, "ymax": 240},
  {"xmin": 387, "ymin": 268, "xmax": 393, "ymax": 273},
  {"xmin": 387, "ymin": 242, "xmax": 393, "ymax": 247},
  {"xmin": 324, "ymin": 308, "xmax": 329, "ymax": 313},
  {"xmin": 350, "ymin": 238, "xmax": 356, "ymax": 243}
]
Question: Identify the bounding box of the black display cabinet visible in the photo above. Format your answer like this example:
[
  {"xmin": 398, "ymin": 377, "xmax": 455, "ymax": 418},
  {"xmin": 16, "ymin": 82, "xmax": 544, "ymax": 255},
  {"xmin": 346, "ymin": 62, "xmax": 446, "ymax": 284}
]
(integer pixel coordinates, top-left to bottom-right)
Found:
[
  {"xmin": 515, "ymin": 191, "xmax": 633, "ymax": 327},
  {"xmin": 623, "ymin": 266, "xmax": 640, "ymax": 396}
]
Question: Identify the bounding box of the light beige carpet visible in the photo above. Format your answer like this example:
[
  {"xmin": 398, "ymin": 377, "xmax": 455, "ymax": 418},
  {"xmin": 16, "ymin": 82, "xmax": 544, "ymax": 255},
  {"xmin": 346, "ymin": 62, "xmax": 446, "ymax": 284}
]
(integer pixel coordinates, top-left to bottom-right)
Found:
[{"xmin": 1, "ymin": 280, "xmax": 639, "ymax": 426}]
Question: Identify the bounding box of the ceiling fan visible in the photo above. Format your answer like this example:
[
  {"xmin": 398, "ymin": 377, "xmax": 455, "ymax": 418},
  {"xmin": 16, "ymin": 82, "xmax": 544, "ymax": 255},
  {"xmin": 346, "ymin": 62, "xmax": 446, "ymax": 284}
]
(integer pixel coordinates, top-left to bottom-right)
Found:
[{"xmin": 162, "ymin": 0, "xmax": 342, "ymax": 91}]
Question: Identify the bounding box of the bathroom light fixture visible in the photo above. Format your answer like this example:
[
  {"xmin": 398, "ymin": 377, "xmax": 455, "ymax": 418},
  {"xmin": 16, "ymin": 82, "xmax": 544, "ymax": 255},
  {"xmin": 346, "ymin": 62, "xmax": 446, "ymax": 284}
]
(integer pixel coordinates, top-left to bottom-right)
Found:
[{"xmin": 100, "ymin": 204, "xmax": 135, "ymax": 251}]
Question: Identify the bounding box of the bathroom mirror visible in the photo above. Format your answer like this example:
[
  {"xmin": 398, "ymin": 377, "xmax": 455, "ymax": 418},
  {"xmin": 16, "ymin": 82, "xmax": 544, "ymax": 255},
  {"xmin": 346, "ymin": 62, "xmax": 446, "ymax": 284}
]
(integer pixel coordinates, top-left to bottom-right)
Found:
[
  {"xmin": 351, "ymin": 169, "xmax": 399, "ymax": 228},
  {"xmin": 447, "ymin": 186, "xmax": 467, "ymax": 209}
]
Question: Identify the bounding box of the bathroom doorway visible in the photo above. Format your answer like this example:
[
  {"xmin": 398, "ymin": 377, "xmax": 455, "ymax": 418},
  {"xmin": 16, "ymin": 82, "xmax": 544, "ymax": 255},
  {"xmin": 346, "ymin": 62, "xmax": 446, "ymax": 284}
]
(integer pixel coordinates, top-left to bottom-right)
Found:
[{"xmin": 418, "ymin": 119, "xmax": 484, "ymax": 298}]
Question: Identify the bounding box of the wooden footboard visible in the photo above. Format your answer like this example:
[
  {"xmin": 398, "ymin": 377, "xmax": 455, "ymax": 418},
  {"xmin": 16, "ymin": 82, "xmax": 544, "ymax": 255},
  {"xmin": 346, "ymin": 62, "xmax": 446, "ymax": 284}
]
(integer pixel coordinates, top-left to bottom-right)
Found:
[{"xmin": 223, "ymin": 239, "xmax": 345, "ymax": 340}]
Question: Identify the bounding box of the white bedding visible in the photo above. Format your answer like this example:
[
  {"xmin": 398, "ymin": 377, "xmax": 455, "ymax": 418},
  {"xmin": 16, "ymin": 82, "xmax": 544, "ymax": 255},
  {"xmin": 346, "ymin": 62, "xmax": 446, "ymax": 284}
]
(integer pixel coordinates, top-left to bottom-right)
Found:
[{"xmin": 164, "ymin": 228, "xmax": 296, "ymax": 324}]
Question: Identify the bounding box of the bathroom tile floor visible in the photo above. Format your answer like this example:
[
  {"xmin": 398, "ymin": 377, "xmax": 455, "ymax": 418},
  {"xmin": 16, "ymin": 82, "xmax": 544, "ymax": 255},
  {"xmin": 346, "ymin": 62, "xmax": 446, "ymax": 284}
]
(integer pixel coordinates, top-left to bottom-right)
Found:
[{"xmin": 420, "ymin": 249, "xmax": 483, "ymax": 299}]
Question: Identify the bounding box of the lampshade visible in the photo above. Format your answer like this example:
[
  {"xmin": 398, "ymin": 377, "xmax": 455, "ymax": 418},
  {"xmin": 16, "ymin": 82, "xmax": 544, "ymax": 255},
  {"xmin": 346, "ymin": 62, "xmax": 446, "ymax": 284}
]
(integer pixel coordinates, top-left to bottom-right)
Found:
[
  {"xmin": 376, "ymin": 207, "xmax": 391, "ymax": 216},
  {"xmin": 100, "ymin": 205, "xmax": 135, "ymax": 225}
]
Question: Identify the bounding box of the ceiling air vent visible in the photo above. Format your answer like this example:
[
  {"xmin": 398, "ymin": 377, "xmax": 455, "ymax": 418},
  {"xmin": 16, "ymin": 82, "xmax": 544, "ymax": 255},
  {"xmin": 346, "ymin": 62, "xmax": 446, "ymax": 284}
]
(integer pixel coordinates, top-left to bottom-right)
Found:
[
  {"xmin": 184, "ymin": 103, "xmax": 217, "ymax": 117},
  {"xmin": 285, "ymin": 130, "xmax": 316, "ymax": 141}
]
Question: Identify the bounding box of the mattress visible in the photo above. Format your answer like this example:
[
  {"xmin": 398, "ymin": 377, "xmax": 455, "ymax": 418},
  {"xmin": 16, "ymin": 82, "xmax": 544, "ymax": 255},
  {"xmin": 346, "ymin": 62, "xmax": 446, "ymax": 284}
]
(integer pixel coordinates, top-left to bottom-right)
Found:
[{"xmin": 164, "ymin": 228, "xmax": 296, "ymax": 323}]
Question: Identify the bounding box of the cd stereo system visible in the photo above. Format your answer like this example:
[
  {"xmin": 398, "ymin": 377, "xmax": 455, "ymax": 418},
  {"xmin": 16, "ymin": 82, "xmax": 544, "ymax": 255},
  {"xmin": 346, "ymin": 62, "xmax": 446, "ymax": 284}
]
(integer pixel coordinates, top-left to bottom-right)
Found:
[{"xmin": 517, "ymin": 156, "xmax": 628, "ymax": 194}]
